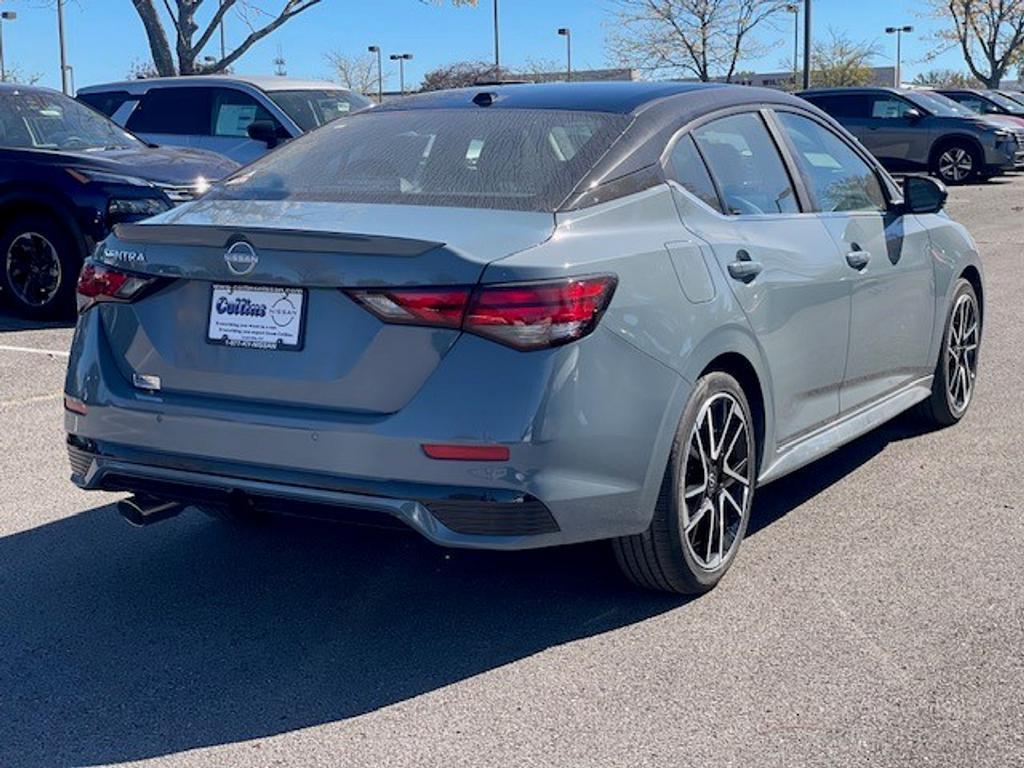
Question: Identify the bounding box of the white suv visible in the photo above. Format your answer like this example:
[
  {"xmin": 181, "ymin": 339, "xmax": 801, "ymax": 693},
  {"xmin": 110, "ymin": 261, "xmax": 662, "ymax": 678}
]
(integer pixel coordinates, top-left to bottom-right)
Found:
[{"xmin": 78, "ymin": 75, "xmax": 373, "ymax": 164}]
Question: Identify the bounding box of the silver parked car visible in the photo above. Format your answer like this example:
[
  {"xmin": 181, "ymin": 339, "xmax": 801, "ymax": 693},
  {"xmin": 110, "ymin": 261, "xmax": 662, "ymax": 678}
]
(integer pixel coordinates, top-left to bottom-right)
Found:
[
  {"xmin": 65, "ymin": 83, "xmax": 983, "ymax": 593},
  {"xmin": 77, "ymin": 75, "xmax": 373, "ymax": 164}
]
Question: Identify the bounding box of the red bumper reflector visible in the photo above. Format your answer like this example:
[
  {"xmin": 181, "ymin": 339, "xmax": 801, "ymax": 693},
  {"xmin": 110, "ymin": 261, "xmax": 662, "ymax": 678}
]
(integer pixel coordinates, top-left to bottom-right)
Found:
[
  {"xmin": 64, "ymin": 395, "xmax": 88, "ymax": 415},
  {"xmin": 422, "ymin": 443, "xmax": 510, "ymax": 461}
]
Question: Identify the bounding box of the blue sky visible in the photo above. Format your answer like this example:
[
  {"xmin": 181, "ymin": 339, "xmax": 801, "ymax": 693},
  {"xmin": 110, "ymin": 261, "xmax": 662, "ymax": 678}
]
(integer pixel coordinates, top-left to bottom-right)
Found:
[{"xmin": 2, "ymin": 0, "xmax": 971, "ymax": 92}]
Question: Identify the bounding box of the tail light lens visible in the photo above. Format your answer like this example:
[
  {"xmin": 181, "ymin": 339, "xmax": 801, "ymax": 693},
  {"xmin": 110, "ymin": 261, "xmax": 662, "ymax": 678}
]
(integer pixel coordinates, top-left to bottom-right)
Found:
[
  {"xmin": 347, "ymin": 275, "xmax": 617, "ymax": 351},
  {"xmin": 76, "ymin": 261, "xmax": 156, "ymax": 313}
]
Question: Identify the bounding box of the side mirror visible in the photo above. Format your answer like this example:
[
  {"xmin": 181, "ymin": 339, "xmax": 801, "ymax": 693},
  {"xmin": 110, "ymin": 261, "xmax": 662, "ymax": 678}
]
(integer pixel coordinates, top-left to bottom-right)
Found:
[
  {"xmin": 904, "ymin": 107, "xmax": 923, "ymax": 122},
  {"xmin": 246, "ymin": 120, "xmax": 281, "ymax": 149},
  {"xmin": 902, "ymin": 175, "xmax": 947, "ymax": 214}
]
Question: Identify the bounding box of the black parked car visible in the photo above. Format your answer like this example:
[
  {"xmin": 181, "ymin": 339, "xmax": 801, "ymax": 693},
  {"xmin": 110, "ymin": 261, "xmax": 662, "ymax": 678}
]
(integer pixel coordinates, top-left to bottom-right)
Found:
[
  {"xmin": 799, "ymin": 87, "xmax": 1024, "ymax": 184},
  {"xmin": 0, "ymin": 84, "xmax": 238, "ymax": 319}
]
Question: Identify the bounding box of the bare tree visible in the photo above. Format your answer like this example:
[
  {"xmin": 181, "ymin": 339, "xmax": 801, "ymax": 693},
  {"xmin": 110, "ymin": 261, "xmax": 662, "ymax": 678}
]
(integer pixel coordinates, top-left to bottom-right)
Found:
[
  {"xmin": 608, "ymin": 0, "xmax": 789, "ymax": 82},
  {"xmin": 810, "ymin": 28, "xmax": 881, "ymax": 87},
  {"xmin": 420, "ymin": 60, "xmax": 498, "ymax": 91},
  {"xmin": 1, "ymin": 65, "xmax": 43, "ymax": 85},
  {"xmin": 325, "ymin": 52, "xmax": 381, "ymax": 94},
  {"xmin": 926, "ymin": 0, "xmax": 1024, "ymax": 87},
  {"xmin": 130, "ymin": 0, "xmax": 477, "ymax": 77},
  {"xmin": 911, "ymin": 68, "xmax": 983, "ymax": 88}
]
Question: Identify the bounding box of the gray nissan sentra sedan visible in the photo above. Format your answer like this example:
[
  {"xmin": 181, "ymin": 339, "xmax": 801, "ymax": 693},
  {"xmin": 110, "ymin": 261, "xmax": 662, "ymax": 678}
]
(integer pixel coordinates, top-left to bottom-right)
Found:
[{"xmin": 64, "ymin": 82, "xmax": 983, "ymax": 593}]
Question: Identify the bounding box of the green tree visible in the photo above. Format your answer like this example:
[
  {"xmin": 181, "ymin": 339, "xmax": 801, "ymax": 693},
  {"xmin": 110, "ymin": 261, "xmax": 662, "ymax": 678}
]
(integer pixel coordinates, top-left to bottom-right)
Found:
[
  {"xmin": 926, "ymin": 0, "xmax": 1024, "ymax": 88},
  {"xmin": 810, "ymin": 29, "xmax": 881, "ymax": 87}
]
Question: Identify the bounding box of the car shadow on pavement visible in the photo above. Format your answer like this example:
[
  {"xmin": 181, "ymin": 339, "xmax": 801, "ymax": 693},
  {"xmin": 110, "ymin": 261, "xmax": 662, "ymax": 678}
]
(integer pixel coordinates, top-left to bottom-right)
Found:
[
  {"xmin": 0, "ymin": 414, "xmax": 930, "ymax": 768},
  {"xmin": 0, "ymin": 310, "xmax": 74, "ymax": 333}
]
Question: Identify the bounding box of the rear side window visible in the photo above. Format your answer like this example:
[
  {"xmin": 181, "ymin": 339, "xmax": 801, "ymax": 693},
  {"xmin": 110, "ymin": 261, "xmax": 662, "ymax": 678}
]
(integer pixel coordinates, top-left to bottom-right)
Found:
[
  {"xmin": 210, "ymin": 88, "xmax": 279, "ymax": 137},
  {"xmin": 692, "ymin": 112, "xmax": 799, "ymax": 216},
  {"xmin": 77, "ymin": 90, "xmax": 132, "ymax": 117},
  {"xmin": 126, "ymin": 87, "xmax": 211, "ymax": 135},
  {"xmin": 667, "ymin": 134, "xmax": 722, "ymax": 212},
  {"xmin": 208, "ymin": 108, "xmax": 629, "ymax": 212},
  {"xmin": 776, "ymin": 112, "xmax": 886, "ymax": 213},
  {"xmin": 804, "ymin": 94, "xmax": 870, "ymax": 119}
]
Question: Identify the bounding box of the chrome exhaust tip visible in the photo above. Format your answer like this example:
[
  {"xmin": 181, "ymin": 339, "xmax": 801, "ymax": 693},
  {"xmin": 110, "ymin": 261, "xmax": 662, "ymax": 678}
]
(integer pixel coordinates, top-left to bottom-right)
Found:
[{"xmin": 117, "ymin": 495, "xmax": 183, "ymax": 527}]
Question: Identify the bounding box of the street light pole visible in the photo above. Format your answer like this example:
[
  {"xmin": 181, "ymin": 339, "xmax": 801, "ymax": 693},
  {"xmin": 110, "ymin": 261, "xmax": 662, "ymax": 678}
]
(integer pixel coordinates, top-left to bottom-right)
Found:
[
  {"xmin": 885, "ymin": 25, "xmax": 913, "ymax": 87},
  {"xmin": 558, "ymin": 28, "xmax": 571, "ymax": 82},
  {"xmin": 219, "ymin": 0, "xmax": 226, "ymax": 60},
  {"xmin": 0, "ymin": 12, "xmax": 16, "ymax": 83},
  {"xmin": 802, "ymin": 0, "xmax": 812, "ymax": 90},
  {"xmin": 493, "ymin": 0, "xmax": 500, "ymax": 80},
  {"xmin": 368, "ymin": 45, "xmax": 383, "ymax": 103},
  {"xmin": 390, "ymin": 53, "xmax": 412, "ymax": 96},
  {"xmin": 57, "ymin": 0, "xmax": 69, "ymax": 94},
  {"xmin": 785, "ymin": 4, "xmax": 798, "ymax": 90}
]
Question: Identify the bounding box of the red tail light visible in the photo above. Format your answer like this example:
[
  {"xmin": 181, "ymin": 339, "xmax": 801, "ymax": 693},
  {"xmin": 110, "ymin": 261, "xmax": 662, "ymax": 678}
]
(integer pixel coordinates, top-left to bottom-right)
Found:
[
  {"xmin": 346, "ymin": 275, "xmax": 616, "ymax": 351},
  {"xmin": 76, "ymin": 261, "xmax": 156, "ymax": 313}
]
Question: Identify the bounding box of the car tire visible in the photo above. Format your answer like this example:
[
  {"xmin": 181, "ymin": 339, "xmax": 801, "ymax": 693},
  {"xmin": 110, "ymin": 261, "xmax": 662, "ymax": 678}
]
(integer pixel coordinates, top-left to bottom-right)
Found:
[
  {"xmin": 0, "ymin": 213, "xmax": 80, "ymax": 320},
  {"xmin": 931, "ymin": 141, "xmax": 981, "ymax": 185},
  {"xmin": 916, "ymin": 278, "xmax": 980, "ymax": 427},
  {"xmin": 613, "ymin": 371, "xmax": 757, "ymax": 594}
]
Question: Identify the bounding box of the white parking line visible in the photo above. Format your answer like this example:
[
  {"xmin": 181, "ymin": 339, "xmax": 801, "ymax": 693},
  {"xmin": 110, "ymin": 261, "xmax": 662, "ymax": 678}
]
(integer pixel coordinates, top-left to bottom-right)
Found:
[
  {"xmin": 0, "ymin": 392, "xmax": 62, "ymax": 409},
  {"xmin": 0, "ymin": 344, "xmax": 70, "ymax": 358}
]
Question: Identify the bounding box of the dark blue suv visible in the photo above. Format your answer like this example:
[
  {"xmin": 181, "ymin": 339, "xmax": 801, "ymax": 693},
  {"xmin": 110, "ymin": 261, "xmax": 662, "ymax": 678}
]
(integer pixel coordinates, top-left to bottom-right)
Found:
[{"xmin": 0, "ymin": 84, "xmax": 237, "ymax": 319}]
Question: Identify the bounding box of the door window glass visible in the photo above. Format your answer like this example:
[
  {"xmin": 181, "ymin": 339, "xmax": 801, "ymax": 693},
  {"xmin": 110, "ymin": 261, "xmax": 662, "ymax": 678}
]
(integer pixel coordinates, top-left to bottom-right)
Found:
[
  {"xmin": 868, "ymin": 96, "xmax": 916, "ymax": 119},
  {"xmin": 692, "ymin": 112, "xmax": 799, "ymax": 215},
  {"xmin": 211, "ymin": 89, "xmax": 279, "ymax": 137},
  {"xmin": 667, "ymin": 134, "xmax": 722, "ymax": 212},
  {"xmin": 126, "ymin": 88, "xmax": 211, "ymax": 135},
  {"xmin": 776, "ymin": 112, "xmax": 886, "ymax": 213}
]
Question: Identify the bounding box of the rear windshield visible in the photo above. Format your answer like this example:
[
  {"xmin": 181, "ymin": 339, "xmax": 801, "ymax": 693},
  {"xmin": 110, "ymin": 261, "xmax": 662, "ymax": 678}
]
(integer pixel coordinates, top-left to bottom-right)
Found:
[
  {"xmin": 207, "ymin": 108, "xmax": 629, "ymax": 212},
  {"xmin": 268, "ymin": 89, "xmax": 373, "ymax": 131}
]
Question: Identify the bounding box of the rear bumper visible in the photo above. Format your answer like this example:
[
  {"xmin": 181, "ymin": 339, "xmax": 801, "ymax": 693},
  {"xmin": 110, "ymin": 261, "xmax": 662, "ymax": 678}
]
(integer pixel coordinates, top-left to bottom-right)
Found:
[
  {"xmin": 65, "ymin": 305, "xmax": 689, "ymax": 549},
  {"xmin": 68, "ymin": 437, "xmax": 561, "ymax": 546}
]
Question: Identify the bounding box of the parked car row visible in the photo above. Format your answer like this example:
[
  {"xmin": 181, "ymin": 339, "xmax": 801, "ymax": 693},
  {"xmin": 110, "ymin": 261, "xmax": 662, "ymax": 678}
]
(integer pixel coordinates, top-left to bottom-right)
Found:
[{"xmin": 799, "ymin": 86, "xmax": 1024, "ymax": 184}]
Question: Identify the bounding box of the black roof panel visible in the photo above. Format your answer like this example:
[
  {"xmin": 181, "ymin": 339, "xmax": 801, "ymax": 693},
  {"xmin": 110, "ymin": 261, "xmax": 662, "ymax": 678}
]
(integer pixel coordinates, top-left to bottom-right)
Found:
[{"xmin": 376, "ymin": 81, "xmax": 736, "ymax": 114}]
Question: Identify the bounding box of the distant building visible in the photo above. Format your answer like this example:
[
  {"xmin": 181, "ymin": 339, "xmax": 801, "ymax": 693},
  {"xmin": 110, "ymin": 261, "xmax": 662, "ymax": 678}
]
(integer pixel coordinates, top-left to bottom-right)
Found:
[
  {"xmin": 683, "ymin": 66, "xmax": 898, "ymax": 90},
  {"xmin": 507, "ymin": 67, "xmax": 641, "ymax": 83}
]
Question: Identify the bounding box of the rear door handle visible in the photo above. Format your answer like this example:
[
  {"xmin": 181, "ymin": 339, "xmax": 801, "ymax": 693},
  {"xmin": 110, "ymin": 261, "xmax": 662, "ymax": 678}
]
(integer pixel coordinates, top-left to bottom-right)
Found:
[
  {"xmin": 846, "ymin": 249, "xmax": 871, "ymax": 270},
  {"xmin": 727, "ymin": 259, "xmax": 763, "ymax": 282}
]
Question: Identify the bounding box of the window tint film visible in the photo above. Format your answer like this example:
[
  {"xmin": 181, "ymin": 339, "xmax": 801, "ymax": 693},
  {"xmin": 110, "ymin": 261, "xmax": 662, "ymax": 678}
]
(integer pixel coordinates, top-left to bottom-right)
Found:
[
  {"xmin": 211, "ymin": 89, "xmax": 278, "ymax": 137},
  {"xmin": 126, "ymin": 88, "xmax": 211, "ymax": 135},
  {"xmin": 804, "ymin": 94, "xmax": 869, "ymax": 119},
  {"xmin": 268, "ymin": 90, "xmax": 373, "ymax": 132},
  {"xmin": 667, "ymin": 134, "xmax": 722, "ymax": 212},
  {"xmin": 776, "ymin": 112, "xmax": 886, "ymax": 213},
  {"xmin": 209, "ymin": 108, "xmax": 629, "ymax": 212},
  {"xmin": 692, "ymin": 112, "xmax": 799, "ymax": 216}
]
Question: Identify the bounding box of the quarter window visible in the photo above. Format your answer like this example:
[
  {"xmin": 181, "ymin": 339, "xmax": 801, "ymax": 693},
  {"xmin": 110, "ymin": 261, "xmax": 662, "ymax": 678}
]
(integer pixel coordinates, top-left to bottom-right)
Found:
[
  {"xmin": 692, "ymin": 112, "xmax": 799, "ymax": 216},
  {"xmin": 667, "ymin": 134, "xmax": 722, "ymax": 212},
  {"xmin": 776, "ymin": 112, "xmax": 886, "ymax": 213}
]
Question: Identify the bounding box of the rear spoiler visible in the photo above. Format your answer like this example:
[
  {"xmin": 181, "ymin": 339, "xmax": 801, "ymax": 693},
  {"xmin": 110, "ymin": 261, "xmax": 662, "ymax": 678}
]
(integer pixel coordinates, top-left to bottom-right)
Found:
[{"xmin": 112, "ymin": 223, "xmax": 443, "ymax": 257}]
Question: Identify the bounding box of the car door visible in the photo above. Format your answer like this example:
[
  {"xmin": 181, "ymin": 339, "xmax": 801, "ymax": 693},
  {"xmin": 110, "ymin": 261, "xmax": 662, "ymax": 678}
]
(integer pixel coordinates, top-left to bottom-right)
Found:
[
  {"xmin": 857, "ymin": 93, "xmax": 933, "ymax": 170},
  {"xmin": 199, "ymin": 88, "xmax": 288, "ymax": 164},
  {"xmin": 124, "ymin": 87, "xmax": 209, "ymax": 150},
  {"xmin": 772, "ymin": 109, "xmax": 936, "ymax": 413},
  {"xmin": 671, "ymin": 110, "xmax": 852, "ymax": 445}
]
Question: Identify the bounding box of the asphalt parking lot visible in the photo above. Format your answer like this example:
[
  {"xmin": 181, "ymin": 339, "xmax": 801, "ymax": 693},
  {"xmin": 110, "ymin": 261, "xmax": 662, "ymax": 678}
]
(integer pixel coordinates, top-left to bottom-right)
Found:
[{"xmin": 1, "ymin": 177, "xmax": 1023, "ymax": 768}]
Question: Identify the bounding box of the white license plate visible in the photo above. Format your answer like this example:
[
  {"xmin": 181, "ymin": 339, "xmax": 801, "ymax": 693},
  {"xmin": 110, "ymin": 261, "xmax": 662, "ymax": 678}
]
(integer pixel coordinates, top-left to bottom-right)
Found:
[{"xmin": 207, "ymin": 284, "xmax": 305, "ymax": 350}]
